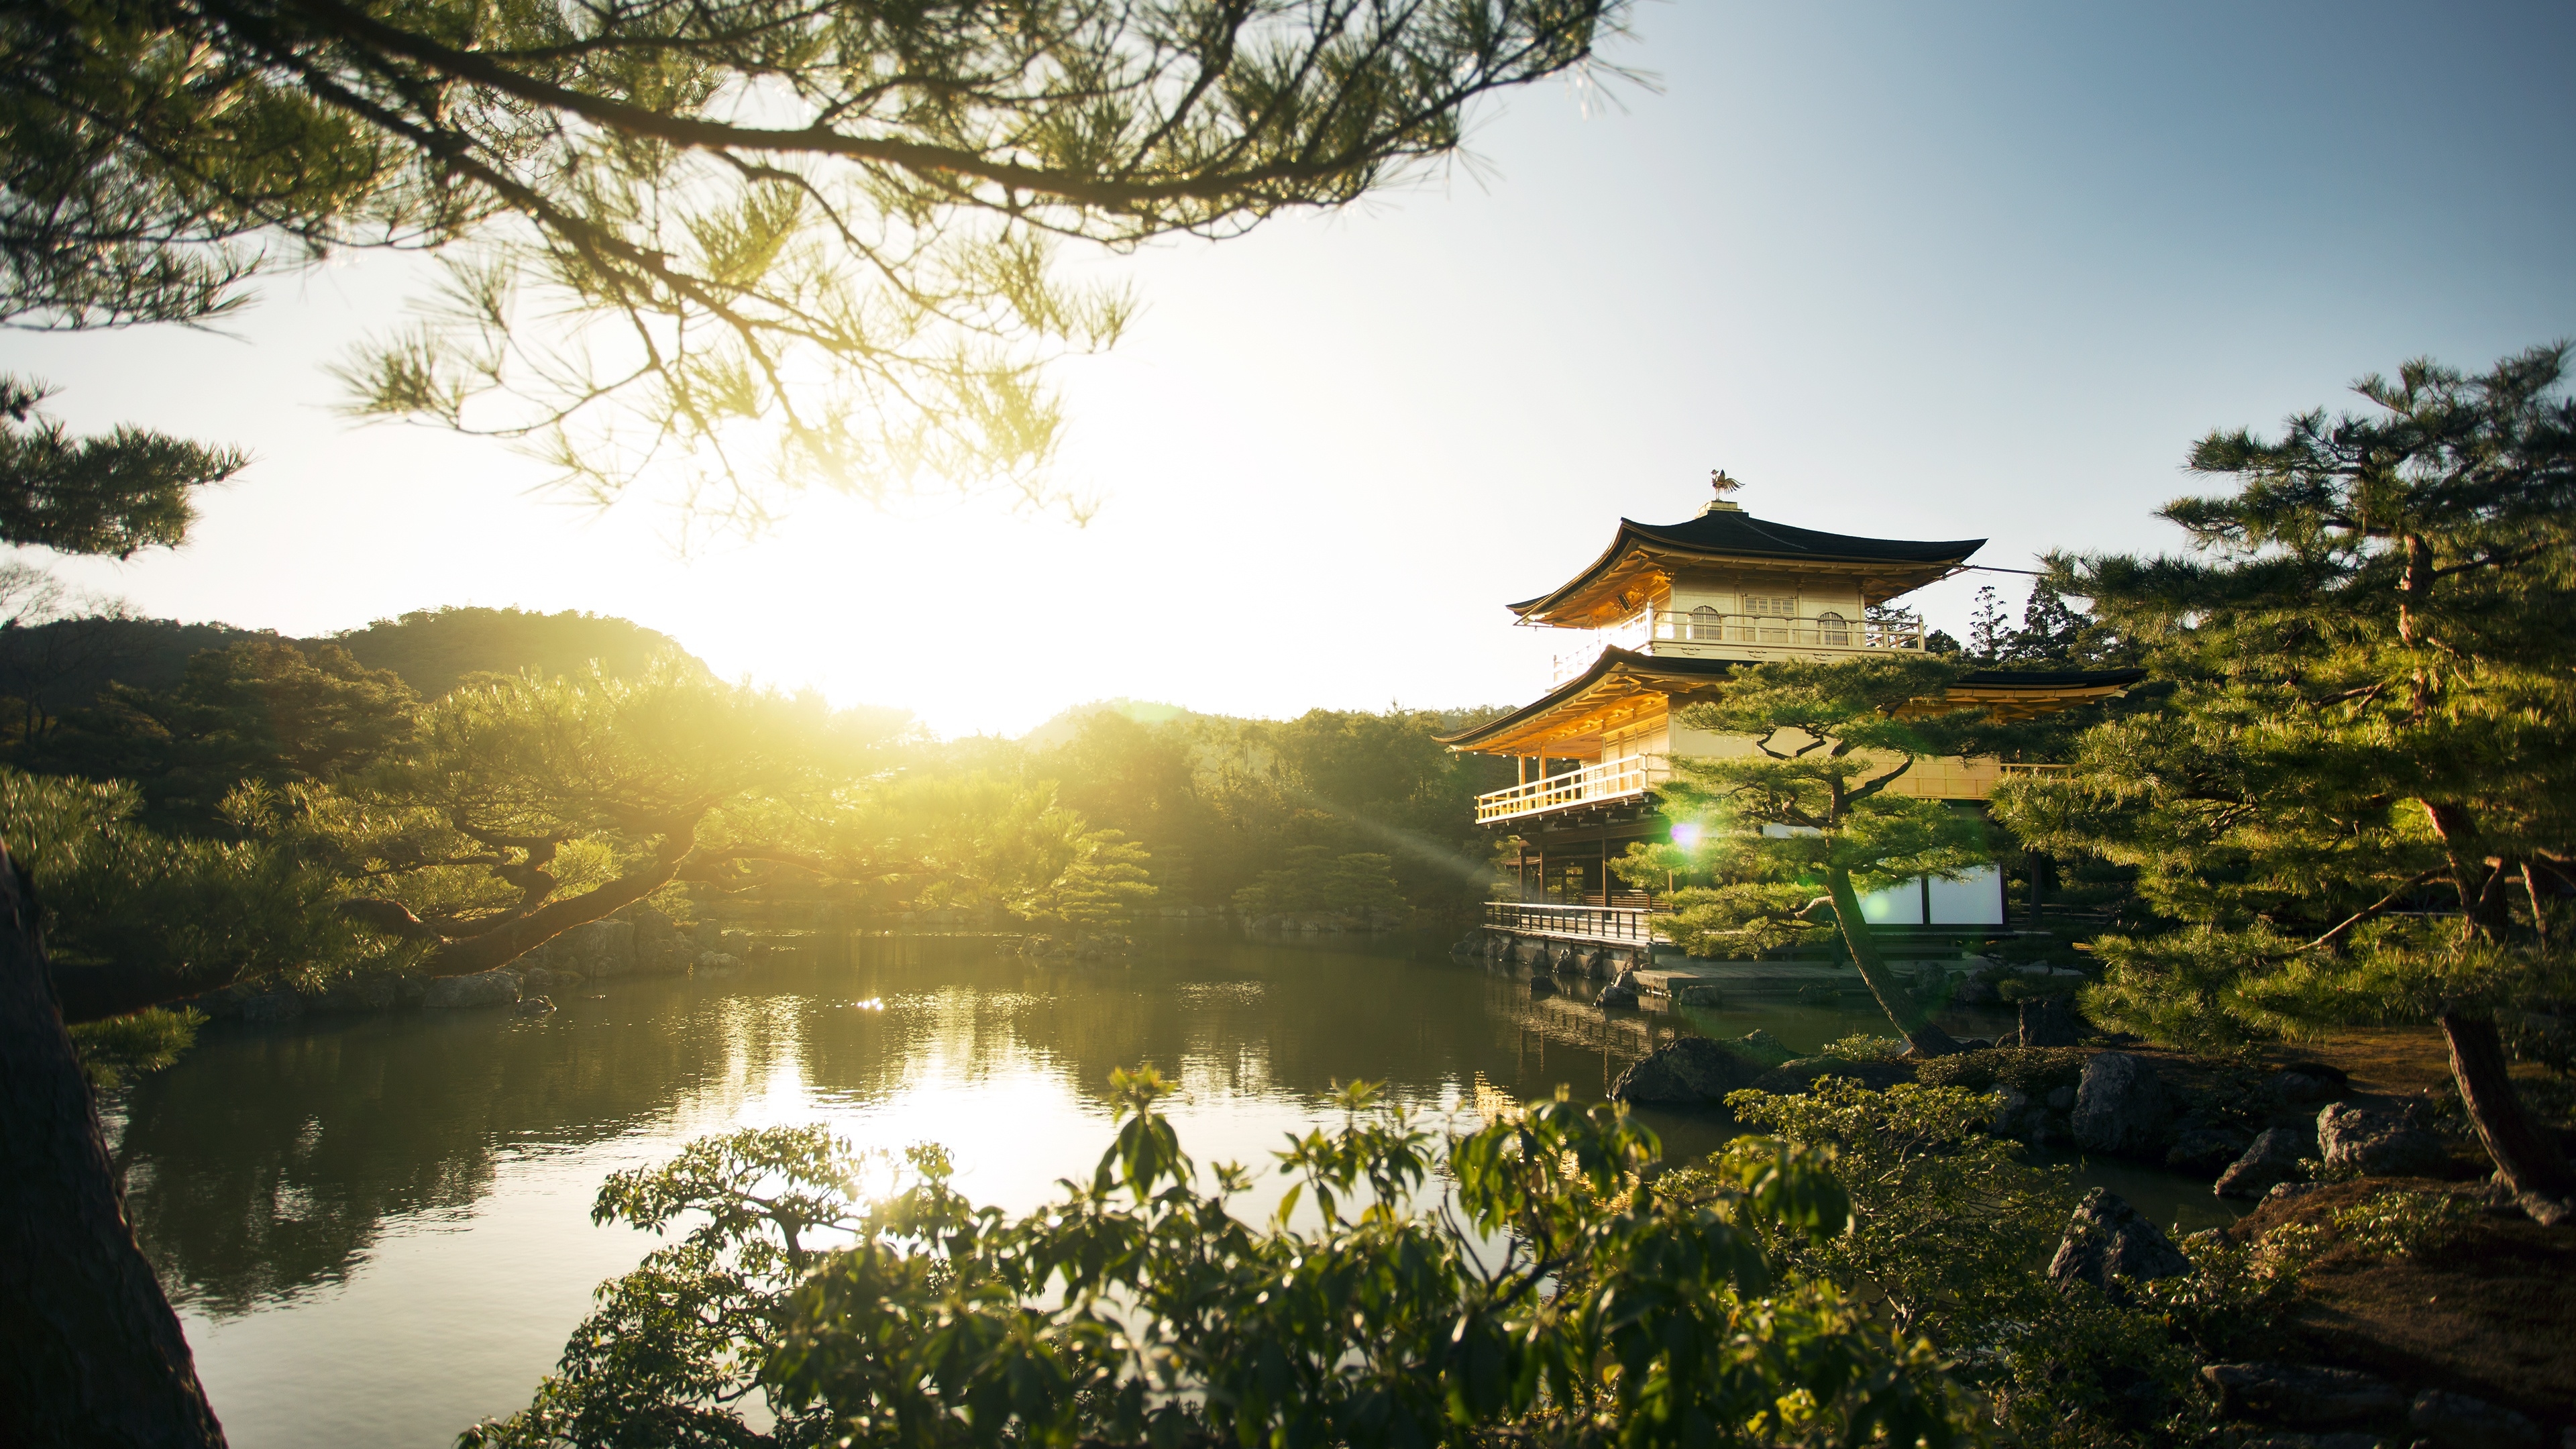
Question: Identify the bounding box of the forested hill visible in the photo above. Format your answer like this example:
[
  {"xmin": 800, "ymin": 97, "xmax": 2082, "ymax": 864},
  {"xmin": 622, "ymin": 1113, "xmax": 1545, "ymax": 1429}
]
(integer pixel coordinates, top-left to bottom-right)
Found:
[
  {"xmin": 1019, "ymin": 698, "xmax": 1513, "ymax": 748},
  {"xmin": 331, "ymin": 608, "xmax": 701, "ymax": 698},
  {"xmin": 1018, "ymin": 699, "xmax": 1208, "ymax": 747},
  {"xmin": 0, "ymin": 606, "xmax": 702, "ymax": 724}
]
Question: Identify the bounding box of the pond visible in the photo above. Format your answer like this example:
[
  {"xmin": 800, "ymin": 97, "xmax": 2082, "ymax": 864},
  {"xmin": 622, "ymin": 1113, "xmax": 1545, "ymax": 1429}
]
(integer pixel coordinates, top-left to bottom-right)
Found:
[{"xmin": 108, "ymin": 930, "xmax": 2239, "ymax": 1449}]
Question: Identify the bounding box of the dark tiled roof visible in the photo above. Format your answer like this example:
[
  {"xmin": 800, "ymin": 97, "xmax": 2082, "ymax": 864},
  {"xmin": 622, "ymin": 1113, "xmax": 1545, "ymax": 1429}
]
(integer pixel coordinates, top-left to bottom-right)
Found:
[
  {"xmin": 1627, "ymin": 511, "xmax": 1985, "ymax": 564},
  {"xmin": 1435, "ymin": 650, "xmax": 2146, "ymax": 748},
  {"xmin": 1507, "ymin": 511, "xmax": 1987, "ymax": 613},
  {"xmin": 1957, "ymin": 667, "xmax": 2149, "ymax": 687}
]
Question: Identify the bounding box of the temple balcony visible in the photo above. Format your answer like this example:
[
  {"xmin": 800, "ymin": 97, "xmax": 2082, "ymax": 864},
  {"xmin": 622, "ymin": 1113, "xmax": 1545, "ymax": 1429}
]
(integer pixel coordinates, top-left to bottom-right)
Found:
[
  {"xmin": 1475, "ymin": 757, "xmax": 2068, "ymax": 826},
  {"xmin": 1549, "ymin": 609, "xmax": 1924, "ymax": 684},
  {"xmin": 1474, "ymin": 757, "xmax": 1669, "ymax": 824}
]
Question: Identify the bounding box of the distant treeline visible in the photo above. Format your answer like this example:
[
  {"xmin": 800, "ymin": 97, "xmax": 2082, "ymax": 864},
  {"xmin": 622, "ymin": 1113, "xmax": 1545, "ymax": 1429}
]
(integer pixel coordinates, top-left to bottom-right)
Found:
[
  {"xmin": 942, "ymin": 702, "xmax": 1519, "ymax": 916},
  {"xmin": 0, "ymin": 608, "xmax": 1517, "ymax": 919}
]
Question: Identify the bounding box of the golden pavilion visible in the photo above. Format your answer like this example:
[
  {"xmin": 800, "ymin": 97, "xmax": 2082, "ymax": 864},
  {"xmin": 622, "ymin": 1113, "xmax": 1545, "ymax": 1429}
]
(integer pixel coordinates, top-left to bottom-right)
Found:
[{"xmin": 1440, "ymin": 475, "xmax": 2141, "ymax": 935}]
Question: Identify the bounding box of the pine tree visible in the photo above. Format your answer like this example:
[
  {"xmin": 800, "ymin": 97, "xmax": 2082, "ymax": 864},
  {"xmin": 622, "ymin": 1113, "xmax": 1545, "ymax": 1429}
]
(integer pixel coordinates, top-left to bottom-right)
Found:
[
  {"xmin": 3, "ymin": 0, "xmax": 1627, "ymax": 519},
  {"xmin": 1618, "ymin": 655, "xmax": 2011, "ymax": 1057},
  {"xmin": 1964, "ymin": 585, "xmax": 2012, "ymax": 664},
  {"xmin": 1996, "ymin": 343, "xmax": 2576, "ymax": 1200},
  {"xmin": 0, "ymin": 378, "xmax": 239, "ymax": 556},
  {"xmin": 1029, "ymin": 828, "xmax": 1158, "ymax": 935},
  {"xmin": 1999, "ymin": 580, "xmax": 2107, "ymax": 668}
]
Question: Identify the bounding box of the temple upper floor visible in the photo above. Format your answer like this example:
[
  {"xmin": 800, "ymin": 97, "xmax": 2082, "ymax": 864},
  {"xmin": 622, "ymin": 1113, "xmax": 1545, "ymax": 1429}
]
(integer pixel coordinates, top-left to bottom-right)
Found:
[{"xmin": 1507, "ymin": 480, "xmax": 1985, "ymax": 684}]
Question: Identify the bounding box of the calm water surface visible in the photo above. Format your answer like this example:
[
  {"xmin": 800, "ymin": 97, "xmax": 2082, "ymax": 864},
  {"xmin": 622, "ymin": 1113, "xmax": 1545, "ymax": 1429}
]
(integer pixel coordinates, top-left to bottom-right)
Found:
[{"xmin": 111, "ymin": 931, "xmax": 2235, "ymax": 1448}]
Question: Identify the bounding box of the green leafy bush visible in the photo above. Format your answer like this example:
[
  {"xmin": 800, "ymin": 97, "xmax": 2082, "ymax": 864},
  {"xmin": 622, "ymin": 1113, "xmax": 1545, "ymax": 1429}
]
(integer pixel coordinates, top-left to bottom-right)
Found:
[
  {"xmin": 1994, "ymin": 975, "xmax": 2080, "ymax": 1003},
  {"xmin": 1230, "ymin": 844, "xmax": 1405, "ymax": 918},
  {"xmin": 1725, "ymin": 1078, "xmax": 2315, "ymax": 1446},
  {"xmin": 2141, "ymin": 1227, "xmax": 2317, "ymax": 1361},
  {"xmin": 471, "ymin": 1072, "xmax": 1970, "ymax": 1448},
  {"xmin": 1913, "ymin": 1046, "xmax": 2089, "ymax": 1097},
  {"xmin": 1819, "ymin": 1033, "xmax": 1909, "ymax": 1063},
  {"xmin": 2329, "ymin": 1189, "xmax": 2477, "ymax": 1260}
]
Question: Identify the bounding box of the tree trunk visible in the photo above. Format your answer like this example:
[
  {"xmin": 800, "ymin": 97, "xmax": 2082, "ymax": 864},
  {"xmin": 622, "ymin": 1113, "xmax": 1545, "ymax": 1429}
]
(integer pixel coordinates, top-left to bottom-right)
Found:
[
  {"xmin": 0, "ymin": 847, "xmax": 227, "ymax": 1447},
  {"xmin": 2440, "ymin": 1012, "xmax": 2576, "ymax": 1199},
  {"xmin": 1826, "ymin": 867, "xmax": 1963, "ymax": 1057}
]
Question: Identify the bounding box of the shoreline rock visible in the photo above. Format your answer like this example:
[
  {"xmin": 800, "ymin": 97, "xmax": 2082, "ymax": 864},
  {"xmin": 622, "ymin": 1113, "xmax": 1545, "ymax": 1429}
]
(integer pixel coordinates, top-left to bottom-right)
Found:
[
  {"xmin": 2216, "ymin": 1126, "xmax": 2312, "ymax": 1199},
  {"xmin": 2048, "ymin": 1188, "xmax": 2187, "ymax": 1301},
  {"xmin": 2317, "ymin": 1102, "xmax": 2449, "ymax": 1179},
  {"xmin": 1608, "ymin": 1038, "xmax": 1766, "ymax": 1106},
  {"xmin": 2072, "ymin": 1051, "xmax": 2174, "ymax": 1157},
  {"xmin": 423, "ymin": 969, "xmax": 522, "ymax": 1010}
]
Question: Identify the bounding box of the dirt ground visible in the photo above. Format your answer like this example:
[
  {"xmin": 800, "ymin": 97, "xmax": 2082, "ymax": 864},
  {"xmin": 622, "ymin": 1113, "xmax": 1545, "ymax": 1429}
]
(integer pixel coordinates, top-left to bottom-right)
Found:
[
  {"xmin": 2267, "ymin": 1026, "xmax": 2459, "ymax": 1096},
  {"xmin": 2230, "ymin": 1179, "xmax": 2576, "ymax": 1424}
]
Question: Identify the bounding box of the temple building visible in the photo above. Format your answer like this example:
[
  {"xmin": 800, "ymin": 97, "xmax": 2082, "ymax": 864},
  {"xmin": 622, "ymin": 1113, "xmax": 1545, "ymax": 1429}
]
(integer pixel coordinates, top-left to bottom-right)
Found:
[{"xmin": 1439, "ymin": 476, "xmax": 2143, "ymax": 938}]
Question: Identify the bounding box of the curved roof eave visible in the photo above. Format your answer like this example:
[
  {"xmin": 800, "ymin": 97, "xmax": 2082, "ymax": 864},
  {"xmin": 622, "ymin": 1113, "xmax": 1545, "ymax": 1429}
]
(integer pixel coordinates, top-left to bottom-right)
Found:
[
  {"xmin": 1437, "ymin": 657, "xmax": 2150, "ymax": 750},
  {"xmin": 1506, "ymin": 515, "xmax": 1990, "ymax": 619}
]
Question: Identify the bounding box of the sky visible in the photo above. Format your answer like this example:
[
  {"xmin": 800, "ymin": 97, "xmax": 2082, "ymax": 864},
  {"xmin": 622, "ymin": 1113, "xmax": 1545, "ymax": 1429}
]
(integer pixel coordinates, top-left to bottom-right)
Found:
[{"xmin": 6, "ymin": 1, "xmax": 2573, "ymax": 737}]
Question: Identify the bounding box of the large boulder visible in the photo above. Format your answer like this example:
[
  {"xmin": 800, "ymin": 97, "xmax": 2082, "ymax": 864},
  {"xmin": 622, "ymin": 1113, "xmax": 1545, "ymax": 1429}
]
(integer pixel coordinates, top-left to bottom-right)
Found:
[
  {"xmin": 2166, "ymin": 1124, "xmax": 2255, "ymax": 1175},
  {"xmin": 423, "ymin": 969, "xmax": 523, "ymax": 1009},
  {"xmin": 1609, "ymin": 1037, "xmax": 1767, "ymax": 1106},
  {"xmin": 2048, "ymin": 1188, "xmax": 2188, "ymax": 1300},
  {"xmin": 2408, "ymin": 1391, "xmax": 2544, "ymax": 1449},
  {"xmin": 556, "ymin": 918, "xmax": 636, "ymax": 977},
  {"xmin": 610, "ymin": 904, "xmax": 683, "ymax": 973},
  {"xmin": 2018, "ymin": 995, "xmax": 2084, "ymax": 1046},
  {"xmin": 1729, "ymin": 1030, "xmax": 1795, "ymax": 1067},
  {"xmin": 2199, "ymin": 1364, "xmax": 2404, "ymax": 1426},
  {"xmin": 2317, "ymin": 1103, "xmax": 2449, "ymax": 1177},
  {"xmin": 2267, "ymin": 1061, "xmax": 2351, "ymax": 1108},
  {"xmin": 312, "ymin": 975, "xmax": 399, "ymax": 1013},
  {"xmin": 2215, "ymin": 1127, "xmax": 2312, "ymax": 1199},
  {"xmin": 236, "ymin": 989, "xmax": 306, "ymax": 1023},
  {"xmin": 2072, "ymin": 1052, "xmax": 2174, "ymax": 1157}
]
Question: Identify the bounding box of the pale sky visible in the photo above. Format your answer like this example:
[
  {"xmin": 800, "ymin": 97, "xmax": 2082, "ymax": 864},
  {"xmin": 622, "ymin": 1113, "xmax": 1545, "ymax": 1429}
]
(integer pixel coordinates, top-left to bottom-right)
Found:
[{"xmin": 7, "ymin": 2, "xmax": 2572, "ymax": 737}]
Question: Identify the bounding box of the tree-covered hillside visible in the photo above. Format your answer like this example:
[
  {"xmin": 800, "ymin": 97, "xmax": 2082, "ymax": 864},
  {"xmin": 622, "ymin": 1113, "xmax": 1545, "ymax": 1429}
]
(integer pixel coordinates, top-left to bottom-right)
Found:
[
  {"xmin": 0, "ymin": 606, "xmax": 701, "ymax": 735},
  {"xmin": 331, "ymin": 608, "xmax": 702, "ymax": 699}
]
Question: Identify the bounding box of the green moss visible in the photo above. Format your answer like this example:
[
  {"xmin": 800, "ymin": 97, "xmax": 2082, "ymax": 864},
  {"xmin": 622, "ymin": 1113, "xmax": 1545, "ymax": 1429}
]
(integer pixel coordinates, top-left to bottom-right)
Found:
[{"xmin": 1915, "ymin": 1046, "xmax": 2088, "ymax": 1096}]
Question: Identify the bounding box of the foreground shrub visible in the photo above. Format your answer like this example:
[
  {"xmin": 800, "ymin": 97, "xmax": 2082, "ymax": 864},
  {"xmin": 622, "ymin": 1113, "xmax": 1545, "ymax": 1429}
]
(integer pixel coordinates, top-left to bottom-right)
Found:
[
  {"xmin": 468, "ymin": 1071, "xmax": 1970, "ymax": 1448},
  {"xmin": 1725, "ymin": 1079, "xmax": 2316, "ymax": 1446}
]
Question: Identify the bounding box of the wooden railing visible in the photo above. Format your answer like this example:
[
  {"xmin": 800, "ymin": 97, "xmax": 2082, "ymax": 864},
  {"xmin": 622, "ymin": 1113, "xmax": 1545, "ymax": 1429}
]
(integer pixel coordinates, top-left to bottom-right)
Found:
[
  {"xmin": 1474, "ymin": 757, "xmax": 1666, "ymax": 824},
  {"xmin": 1653, "ymin": 609, "xmax": 1922, "ymax": 651},
  {"xmin": 1550, "ymin": 610, "xmax": 1925, "ymax": 683},
  {"xmin": 1485, "ymin": 900, "xmax": 1659, "ymax": 944}
]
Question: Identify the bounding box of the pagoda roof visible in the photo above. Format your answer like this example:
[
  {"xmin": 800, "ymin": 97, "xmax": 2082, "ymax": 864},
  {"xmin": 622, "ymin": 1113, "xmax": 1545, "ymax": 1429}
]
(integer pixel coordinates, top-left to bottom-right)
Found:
[
  {"xmin": 1508, "ymin": 508, "xmax": 1987, "ymax": 627},
  {"xmin": 1437, "ymin": 648, "xmax": 2145, "ymax": 755}
]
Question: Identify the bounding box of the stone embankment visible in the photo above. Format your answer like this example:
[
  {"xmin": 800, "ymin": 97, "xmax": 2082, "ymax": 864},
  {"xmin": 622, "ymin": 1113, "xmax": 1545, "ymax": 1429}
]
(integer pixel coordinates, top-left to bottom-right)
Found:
[
  {"xmin": 190, "ymin": 907, "xmax": 780, "ymax": 1020},
  {"xmin": 1455, "ymin": 930, "xmax": 2091, "ymax": 1015},
  {"xmin": 1591, "ymin": 1012, "xmax": 2570, "ymax": 1224}
]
